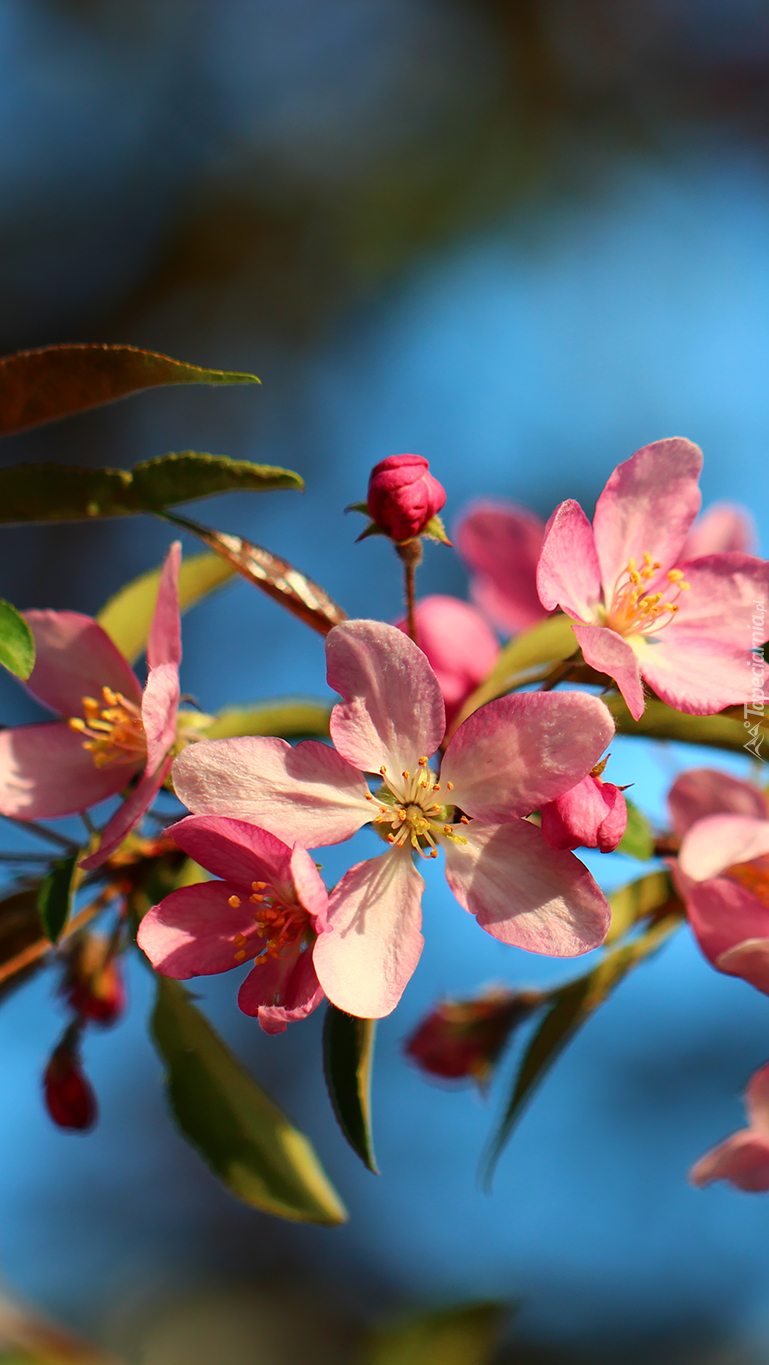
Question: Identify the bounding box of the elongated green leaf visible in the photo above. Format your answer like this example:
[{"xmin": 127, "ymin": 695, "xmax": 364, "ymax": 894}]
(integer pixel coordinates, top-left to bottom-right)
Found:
[
  {"xmin": 617, "ymin": 799, "xmax": 654, "ymax": 861},
  {"xmin": 0, "ymin": 343, "xmax": 260, "ymax": 435},
  {"xmin": 161, "ymin": 511, "xmax": 347, "ymax": 636},
  {"xmin": 485, "ymin": 905, "xmax": 684, "ymax": 1178},
  {"xmin": 151, "ymin": 978, "xmax": 347, "ymax": 1225},
  {"xmin": 0, "ymin": 601, "xmax": 34, "ymax": 679},
  {"xmin": 606, "ymin": 869, "xmax": 675, "ymax": 944},
  {"xmin": 0, "ymin": 454, "xmax": 302, "ymax": 525},
  {"xmin": 452, "ymin": 614, "xmax": 577, "ymax": 730},
  {"xmin": 323, "ymin": 1005, "xmax": 378, "ymax": 1172},
  {"xmin": 364, "ymin": 1304, "xmax": 504, "ymax": 1365},
  {"xmin": 37, "ymin": 853, "xmax": 80, "ymax": 943},
  {"xmin": 97, "ymin": 552, "xmax": 236, "ymax": 664},
  {"xmin": 607, "ymin": 694, "xmax": 768, "ymax": 755},
  {"xmin": 204, "ymin": 698, "xmax": 332, "ymax": 741}
]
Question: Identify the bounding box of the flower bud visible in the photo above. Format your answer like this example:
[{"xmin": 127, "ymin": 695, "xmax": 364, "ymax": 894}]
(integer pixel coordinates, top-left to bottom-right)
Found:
[
  {"xmin": 540, "ymin": 772, "xmax": 627, "ymax": 854},
  {"xmin": 367, "ymin": 454, "xmax": 446, "ymax": 542},
  {"xmin": 60, "ymin": 933, "xmax": 125, "ymax": 1027},
  {"xmin": 405, "ymin": 988, "xmax": 542, "ymax": 1085},
  {"xmin": 43, "ymin": 1036, "xmax": 97, "ymax": 1131}
]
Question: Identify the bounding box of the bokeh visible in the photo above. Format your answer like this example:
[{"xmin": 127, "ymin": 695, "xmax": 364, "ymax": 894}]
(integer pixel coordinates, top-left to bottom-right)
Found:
[{"xmin": 2, "ymin": 1, "xmax": 769, "ymax": 1360}]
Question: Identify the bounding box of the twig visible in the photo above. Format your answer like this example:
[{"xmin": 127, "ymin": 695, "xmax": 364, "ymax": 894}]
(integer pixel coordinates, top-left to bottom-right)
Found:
[
  {"xmin": 0, "ymin": 886, "xmax": 116, "ymax": 989},
  {"xmin": 0, "ymin": 814, "xmax": 77, "ymax": 852}
]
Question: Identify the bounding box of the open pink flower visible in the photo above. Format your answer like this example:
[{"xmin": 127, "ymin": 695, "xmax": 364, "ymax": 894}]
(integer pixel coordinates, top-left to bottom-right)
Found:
[
  {"xmin": 454, "ymin": 499, "xmax": 549, "ymax": 635},
  {"xmin": 172, "ymin": 620, "xmax": 614, "ymax": 1018},
  {"xmin": 690, "ymin": 1062, "xmax": 769, "ymax": 1192},
  {"xmin": 395, "ymin": 595, "xmax": 500, "ymax": 725},
  {"xmin": 536, "ymin": 439, "xmax": 769, "ymax": 720},
  {"xmin": 540, "ymin": 770, "xmax": 627, "ymax": 854},
  {"xmin": 0, "ymin": 543, "xmax": 182, "ymax": 863},
  {"xmin": 137, "ymin": 815, "xmax": 326, "ymax": 1034}
]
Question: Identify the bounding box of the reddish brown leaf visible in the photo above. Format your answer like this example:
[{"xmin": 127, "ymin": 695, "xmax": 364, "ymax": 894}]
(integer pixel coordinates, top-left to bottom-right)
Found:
[
  {"xmin": 165, "ymin": 513, "xmax": 347, "ymax": 635},
  {"xmin": 0, "ymin": 343, "xmax": 260, "ymax": 435}
]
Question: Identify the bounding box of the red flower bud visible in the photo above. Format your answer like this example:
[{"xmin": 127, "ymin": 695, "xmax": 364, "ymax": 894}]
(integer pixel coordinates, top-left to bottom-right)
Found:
[
  {"xmin": 367, "ymin": 454, "xmax": 446, "ymax": 542},
  {"xmin": 44, "ymin": 1037, "xmax": 97, "ymax": 1131},
  {"xmin": 60, "ymin": 933, "xmax": 125, "ymax": 1027},
  {"xmin": 405, "ymin": 988, "xmax": 542, "ymax": 1084},
  {"xmin": 540, "ymin": 773, "xmax": 627, "ymax": 854}
]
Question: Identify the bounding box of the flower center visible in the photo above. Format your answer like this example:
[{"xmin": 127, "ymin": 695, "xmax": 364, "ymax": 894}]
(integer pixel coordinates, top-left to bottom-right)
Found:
[
  {"xmin": 725, "ymin": 855, "xmax": 769, "ymax": 909},
  {"xmin": 68, "ymin": 687, "xmax": 146, "ymax": 768},
  {"xmin": 228, "ymin": 882, "xmax": 313, "ymax": 966},
  {"xmin": 604, "ymin": 552, "xmax": 690, "ymax": 637},
  {"xmin": 366, "ymin": 755, "xmax": 468, "ymax": 858}
]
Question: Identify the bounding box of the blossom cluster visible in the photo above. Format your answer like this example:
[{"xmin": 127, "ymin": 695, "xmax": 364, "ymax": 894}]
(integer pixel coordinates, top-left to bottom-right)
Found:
[{"xmin": 4, "ymin": 432, "xmax": 769, "ymax": 1204}]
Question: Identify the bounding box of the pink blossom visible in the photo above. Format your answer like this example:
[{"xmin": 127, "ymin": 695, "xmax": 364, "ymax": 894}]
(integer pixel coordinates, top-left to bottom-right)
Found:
[
  {"xmin": 536, "ymin": 439, "xmax": 769, "ymax": 720},
  {"xmin": 540, "ymin": 771, "xmax": 627, "ymax": 854},
  {"xmin": 172, "ymin": 620, "xmax": 614, "ymax": 1018},
  {"xmin": 454, "ymin": 498, "xmax": 549, "ymax": 635},
  {"xmin": 690, "ymin": 1062, "xmax": 769, "ymax": 1192},
  {"xmin": 683, "ymin": 502, "xmax": 756, "ymax": 559},
  {"xmin": 367, "ymin": 454, "xmax": 446, "ymax": 542},
  {"xmin": 405, "ymin": 987, "xmax": 541, "ymax": 1084},
  {"xmin": 0, "ymin": 543, "xmax": 182, "ymax": 863},
  {"xmin": 137, "ymin": 814, "xmax": 326, "ymax": 1034},
  {"xmin": 673, "ymin": 768, "xmax": 769, "ymax": 993},
  {"xmin": 395, "ymin": 595, "xmax": 500, "ymax": 724}
]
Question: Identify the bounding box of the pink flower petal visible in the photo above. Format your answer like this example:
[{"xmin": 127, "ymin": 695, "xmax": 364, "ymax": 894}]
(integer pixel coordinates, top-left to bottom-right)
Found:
[
  {"xmin": 536, "ymin": 501, "xmax": 602, "ymax": 620},
  {"xmin": 746, "ymin": 1063, "xmax": 769, "ymax": 1135},
  {"xmin": 686, "ymin": 877, "xmax": 769, "ymax": 965},
  {"xmin": 716, "ymin": 939, "xmax": 769, "ymax": 995},
  {"xmin": 683, "ymin": 503, "xmax": 756, "ymax": 559},
  {"xmin": 312, "ymin": 845, "xmax": 425, "ymax": 1018},
  {"xmin": 23, "ymin": 611, "xmax": 141, "ymax": 717},
  {"xmin": 454, "ymin": 499, "xmax": 548, "ymax": 634},
  {"xmin": 172, "ymin": 736, "xmax": 371, "ymax": 847},
  {"xmin": 441, "ymin": 690, "xmax": 615, "ymax": 822},
  {"xmin": 690, "ymin": 1129, "xmax": 769, "ymax": 1191},
  {"xmin": 147, "ymin": 541, "xmax": 182, "ymax": 669},
  {"xmin": 0, "ymin": 721, "xmax": 136, "ymax": 820},
  {"xmin": 166, "ymin": 814, "xmax": 295, "ymax": 888},
  {"xmin": 289, "ymin": 845, "xmax": 329, "ymax": 927},
  {"xmin": 540, "ymin": 774, "xmax": 627, "ymax": 853},
  {"xmin": 668, "ymin": 769, "xmax": 766, "ymax": 838},
  {"xmin": 572, "ymin": 623, "xmax": 645, "ymax": 720},
  {"xmin": 444, "ymin": 819, "xmax": 610, "ymax": 955},
  {"xmin": 142, "ymin": 661, "xmax": 180, "ymax": 774},
  {"xmin": 327, "ymin": 619, "xmax": 445, "ymax": 775},
  {"xmin": 634, "ymin": 633, "xmax": 763, "ymax": 717},
  {"xmin": 395, "ymin": 596, "xmax": 500, "ymax": 725},
  {"xmin": 137, "ymin": 881, "xmax": 259, "ymax": 977},
  {"xmin": 657, "ymin": 553, "xmax": 769, "ymax": 649},
  {"xmin": 592, "ymin": 438, "xmax": 703, "ymax": 603},
  {"xmin": 79, "ymin": 754, "xmax": 173, "ymax": 870},
  {"xmin": 237, "ymin": 949, "xmax": 324, "ymax": 1033},
  {"xmin": 679, "ymin": 814, "xmax": 769, "ymax": 881}
]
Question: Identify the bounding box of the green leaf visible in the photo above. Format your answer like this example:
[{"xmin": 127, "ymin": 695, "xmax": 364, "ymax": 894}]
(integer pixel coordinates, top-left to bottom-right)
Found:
[
  {"xmin": 606, "ymin": 868, "xmax": 675, "ymax": 944},
  {"xmin": 151, "ymin": 978, "xmax": 347, "ymax": 1225},
  {"xmin": 0, "ymin": 454, "xmax": 302, "ymax": 525},
  {"xmin": 162, "ymin": 511, "xmax": 348, "ymax": 637},
  {"xmin": 485, "ymin": 903, "xmax": 684, "ymax": 1179},
  {"xmin": 453, "ymin": 614, "xmax": 577, "ymax": 729},
  {"xmin": 607, "ymin": 693, "xmax": 768, "ymax": 756},
  {"xmin": 0, "ymin": 342, "xmax": 260, "ymax": 435},
  {"xmin": 97, "ymin": 551, "xmax": 236, "ymax": 664},
  {"xmin": 323, "ymin": 1005, "xmax": 378, "ymax": 1172},
  {"xmin": 363, "ymin": 1304, "xmax": 504, "ymax": 1365},
  {"xmin": 37, "ymin": 853, "xmax": 80, "ymax": 943},
  {"xmin": 616, "ymin": 799, "xmax": 654, "ymax": 861},
  {"xmin": 203, "ymin": 698, "xmax": 332, "ymax": 741},
  {"xmin": 0, "ymin": 601, "xmax": 34, "ymax": 679}
]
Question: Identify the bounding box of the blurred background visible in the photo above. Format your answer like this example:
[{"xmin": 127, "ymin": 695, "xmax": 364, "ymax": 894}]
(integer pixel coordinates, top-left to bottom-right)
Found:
[{"xmin": 3, "ymin": 0, "xmax": 769, "ymax": 1360}]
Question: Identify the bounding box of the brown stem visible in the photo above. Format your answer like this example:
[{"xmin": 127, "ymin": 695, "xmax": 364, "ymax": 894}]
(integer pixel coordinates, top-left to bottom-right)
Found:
[
  {"xmin": 0, "ymin": 886, "xmax": 116, "ymax": 989},
  {"xmin": 396, "ymin": 539, "xmax": 423, "ymax": 646}
]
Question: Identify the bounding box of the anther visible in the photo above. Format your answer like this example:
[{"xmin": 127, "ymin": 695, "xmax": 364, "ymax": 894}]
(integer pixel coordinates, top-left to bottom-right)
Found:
[
  {"xmin": 234, "ymin": 950, "xmax": 246, "ymax": 963},
  {"xmin": 402, "ymin": 770, "xmax": 410, "ymax": 780},
  {"xmin": 233, "ymin": 933, "xmax": 247, "ymax": 948},
  {"xmin": 250, "ymin": 893, "xmax": 264, "ymax": 903},
  {"xmin": 252, "ymin": 882, "xmax": 266, "ymax": 892},
  {"xmin": 418, "ymin": 756, "xmax": 429, "ymax": 767},
  {"xmin": 667, "ymin": 569, "xmax": 684, "ymax": 582},
  {"xmin": 460, "ymin": 815, "xmax": 470, "ymax": 824},
  {"xmin": 228, "ymin": 895, "xmax": 241, "ymax": 909},
  {"xmin": 380, "ymin": 765, "xmax": 387, "ymax": 775},
  {"xmin": 446, "ymin": 781, "xmax": 454, "ymax": 791}
]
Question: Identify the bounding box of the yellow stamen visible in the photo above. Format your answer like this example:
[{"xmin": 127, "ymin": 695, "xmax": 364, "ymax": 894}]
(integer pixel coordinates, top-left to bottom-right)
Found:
[{"xmin": 228, "ymin": 895, "xmax": 241, "ymax": 909}]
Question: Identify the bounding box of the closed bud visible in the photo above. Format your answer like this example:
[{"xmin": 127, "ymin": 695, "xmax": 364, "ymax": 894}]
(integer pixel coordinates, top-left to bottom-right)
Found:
[
  {"xmin": 540, "ymin": 771, "xmax": 627, "ymax": 854},
  {"xmin": 43, "ymin": 1034, "xmax": 97, "ymax": 1132},
  {"xmin": 60, "ymin": 933, "xmax": 125, "ymax": 1027},
  {"xmin": 366, "ymin": 454, "xmax": 447, "ymax": 542},
  {"xmin": 405, "ymin": 988, "xmax": 542, "ymax": 1085}
]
